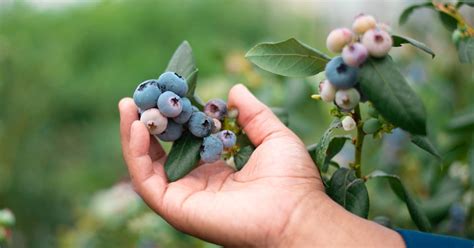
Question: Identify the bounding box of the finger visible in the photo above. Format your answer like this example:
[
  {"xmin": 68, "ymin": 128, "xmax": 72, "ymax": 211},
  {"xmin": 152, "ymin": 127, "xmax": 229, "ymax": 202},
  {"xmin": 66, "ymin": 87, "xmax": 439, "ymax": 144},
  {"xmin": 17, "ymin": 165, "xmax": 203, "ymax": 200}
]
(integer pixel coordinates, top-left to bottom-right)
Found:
[
  {"xmin": 228, "ymin": 84, "xmax": 293, "ymax": 146},
  {"xmin": 127, "ymin": 121, "xmax": 168, "ymax": 210},
  {"xmin": 119, "ymin": 98, "xmax": 139, "ymax": 159},
  {"xmin": 150, "ymin": 135, "xmax": 166, "ymax": 162}
]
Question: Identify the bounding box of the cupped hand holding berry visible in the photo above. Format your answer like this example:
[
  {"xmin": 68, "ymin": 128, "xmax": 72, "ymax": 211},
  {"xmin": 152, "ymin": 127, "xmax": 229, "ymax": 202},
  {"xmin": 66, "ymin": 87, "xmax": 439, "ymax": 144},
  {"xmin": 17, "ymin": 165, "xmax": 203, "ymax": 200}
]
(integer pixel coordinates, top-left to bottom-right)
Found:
[{"xmin": 119, "ymin": 84, "xmax": 404, "ymax": 247}]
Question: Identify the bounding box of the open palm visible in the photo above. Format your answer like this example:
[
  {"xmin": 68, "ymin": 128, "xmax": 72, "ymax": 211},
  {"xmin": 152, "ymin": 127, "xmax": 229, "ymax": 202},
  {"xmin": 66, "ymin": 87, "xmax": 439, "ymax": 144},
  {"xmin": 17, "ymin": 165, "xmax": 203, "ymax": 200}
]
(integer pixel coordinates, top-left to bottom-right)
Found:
[{"xmin": 119, "ymin": 84, "xmax": 327, "ymax": 247}]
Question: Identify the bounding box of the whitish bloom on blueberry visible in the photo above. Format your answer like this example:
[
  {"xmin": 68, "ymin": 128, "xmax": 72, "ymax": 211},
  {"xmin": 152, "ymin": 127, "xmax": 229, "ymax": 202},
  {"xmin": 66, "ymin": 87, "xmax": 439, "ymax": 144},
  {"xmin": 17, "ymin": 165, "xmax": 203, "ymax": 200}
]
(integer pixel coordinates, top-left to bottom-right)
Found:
[
  {"xmin": 362, "ymin": 29, "xmax": 393, "ymax": 58},
  {"xmin": 200, "ymin": 135, "xmax": 224, "ymax": 163},
  {"xmin": 352, "ymin": 14, "xmax": 377, "ymax": 34},
  {"xmin": 342, "ymin": 43, "xmax": 368, "ymax": 67},
  {"xmin": 157, "ymin": 71, "xmax": 188, "ymax": 97},
  {"xmin": 217, "ymin": 130, "xmax": 237, "ymax": 148},
  {"xmin": 326, "ymin": 28, "xmax": 353, "ymax": 53},
  {"xmin": 133, "ymin": 79, "xmax": 161, "ymax": 110},
  {"xmin": 319, "ymin": 80, "xmax": 336, "ymax": 102},
  {"xmin": 342, "ymin": 116, "xmax": 356, "ymax": 131},
  {"xmin": 188, "ymin": 111, "xmax": 213, "ymax": 137},
  {"xmin": 157, "ymin": 91, "xmax": 183, "ymax": 118},
  {"xmin": 140, "ymin": 108, "xmax": 168, "ymax": 135},
  {"xmin": 173, "ymin": 97, "xmax": 193, "ymax": 124},
  {"xmin": 325, "ymin": 56, "xmax": 358, "ymax": 89},
  {"xmin": 335, "ymin": 88, "xmax": 360, "ymax": 111},
  {"xmin": 157, "ymin": 120, "xmax": 183, "ymax": 142}
]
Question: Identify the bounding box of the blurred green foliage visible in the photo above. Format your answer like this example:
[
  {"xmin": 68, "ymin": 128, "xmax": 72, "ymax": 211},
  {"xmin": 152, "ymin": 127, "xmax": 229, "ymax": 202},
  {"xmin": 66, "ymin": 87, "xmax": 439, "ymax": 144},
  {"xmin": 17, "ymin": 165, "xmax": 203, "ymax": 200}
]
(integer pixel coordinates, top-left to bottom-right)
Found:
[{"xmin": 0, "ymin": 0, "xmax": 473, "ymax": 247}]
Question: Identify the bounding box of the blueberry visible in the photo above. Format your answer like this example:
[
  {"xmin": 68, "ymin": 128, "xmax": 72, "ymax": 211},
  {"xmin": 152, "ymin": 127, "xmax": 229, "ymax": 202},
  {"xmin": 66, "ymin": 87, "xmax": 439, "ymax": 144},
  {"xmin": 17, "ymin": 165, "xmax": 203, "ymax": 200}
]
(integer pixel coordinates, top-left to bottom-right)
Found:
[
  {"xmin": 342, "ymin": 116, "xmax": 356, "ymax": 131},
  {"xmin": 188, "ymin": 111, "xmax": 213, "ymax": 137},
  {"xmin": 319, "ymin": 79, "xmax": 336, "ymax": 102},
  {"xmin": 140, "ymin": 108, "xmax": 168, "ymax": 135},
  {"xmin": 133, "ymin": 79, "xmax": 161, "ymax": 110},
  {"xmin": 362, "ymin": 29, "xmax": 393, "ymax": 58},
  {"xmin": 217, "ymin": 130, "xmax": 236, "ymax": 148},
  {"xmin": 191, "ymin": 106, "xmax": 200, "ymax": 112},
  {"xmin": 204, "ymin": 99, "xmax": 227, "ymax": 120},
  {"xmin": 172, "ymin": 97, "xmax": 192, "ymax": 124},
  {"xmin": 325, "ymin": 56, "xmax": 358, "ymax": 89},
  {"xmin": 211, "ymin": 118, "xmax": 222, "ymax": 133},
  {"xmin": 200, "ymin": 135, "xmax": 224, "ymax": 163},
  {"xmin": 157, "ymin": 91, "xmax": 183, "ymax": 118},
  {"xmin": 352, "ymin": 14, "xmax": 376, "ymax": 34},
  {"xmin": 157, "ymin": 120, "xmax": 183, "ymax": 142},
  {"xmin": 157, "ymin": 71, "xmax": 188, "ymax": 97},
  {"xmin": 342, "ymin": 43, "xmax": 368, "ymax": 67},
  {"xmin": 363, "ymin": 118, "xmax": 381, "ymax": 134},
  {"xmin": 335, "ymin": 88, "xmax": 360, "ymax": 111},
  {"xmin": 326, "ymin": 28, "xmax": 353, "ymax": 53}
]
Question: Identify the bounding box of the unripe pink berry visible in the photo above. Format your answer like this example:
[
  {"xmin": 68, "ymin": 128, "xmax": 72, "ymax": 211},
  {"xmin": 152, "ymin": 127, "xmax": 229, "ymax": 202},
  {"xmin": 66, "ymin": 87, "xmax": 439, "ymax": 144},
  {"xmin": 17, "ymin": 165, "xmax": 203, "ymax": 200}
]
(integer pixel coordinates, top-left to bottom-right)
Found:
[
  {"xmin": 211, "ymin": 118, "xmax": 222, "ymax": 133},
  {"xmin": 319, "ymin": 80, "xmax": 336, "ymax": 102},
  {"xmin": 352, "ymin": 14, "xmax": 377, "ymax": 34},
  {"xmin": 342, "ymin": 116, "xmax": 356, "ymax": 131},
  {"xmin": 326, "ymin": 28, "xmax": 353, "ymax": 53},
  {"xmin": 342, "ymin": 43, "xmax": 368, "ymax": 67},
  {"xmin": 335, "ymin": 88, "xmax": 360, "ymax": 110},
  {"xmin": 140, "ymin": 108, "xmax": 168, "ymax": 135},
  {"xmin": 362, "ymin": 29, "xmax": 393, "ymax": 58}
]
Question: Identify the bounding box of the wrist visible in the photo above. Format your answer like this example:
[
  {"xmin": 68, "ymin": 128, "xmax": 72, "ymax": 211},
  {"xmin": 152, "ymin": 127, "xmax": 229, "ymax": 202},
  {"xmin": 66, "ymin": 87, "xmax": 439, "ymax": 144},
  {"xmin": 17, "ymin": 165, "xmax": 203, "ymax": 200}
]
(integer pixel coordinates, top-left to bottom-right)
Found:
[{"xmin": 278, "ymin": 192, "xmax": 405, "ymax": 247}]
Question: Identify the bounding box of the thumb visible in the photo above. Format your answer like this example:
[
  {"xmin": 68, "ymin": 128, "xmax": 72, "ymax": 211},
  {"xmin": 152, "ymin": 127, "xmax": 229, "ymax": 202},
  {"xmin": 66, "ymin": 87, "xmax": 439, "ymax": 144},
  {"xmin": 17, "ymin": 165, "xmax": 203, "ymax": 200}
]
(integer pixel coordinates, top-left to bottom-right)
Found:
[{"xmin": 228, "ymin": 84, "xmax": 294, "ymax": 146}]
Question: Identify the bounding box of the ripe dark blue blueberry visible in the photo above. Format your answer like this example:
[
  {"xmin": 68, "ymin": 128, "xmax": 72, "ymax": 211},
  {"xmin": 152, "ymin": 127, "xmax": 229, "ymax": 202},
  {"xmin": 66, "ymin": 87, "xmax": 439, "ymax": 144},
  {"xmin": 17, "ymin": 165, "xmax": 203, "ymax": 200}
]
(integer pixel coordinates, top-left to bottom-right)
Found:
[
  {"xmin": 325, "ymin": 56, "xmax": 358, "ymax": 89},
  {"xmin": 133, "ymin": 79, "xmax": 161, "ymax": 110},
  {"xmin": 188, "ymin": 111, "xmax": 213, "ymax": 137},
  {"xmin": 217, "ymin": 130, "xmax": 236, "ymax": 148},
  {"xmin": 200, "ymin": 135, "xmax": 224, "ymax": 163},
  {"xmin": 204, "ymin": 99, "xmax": 227, "ymax": 120},
  {"xmin": 157, "ymin": 120, "xmax": 183, "ymax": 142},
  {"xmin": 157, "ymin": 91, "xmax": 183, "ymax": 118},
  {"xmin": 157, "ymin": 71, "xmax": 188, "ymax": 97},
  {"xmin": 173, "ymin": 97, "xmax": 193, "ymax": 124}
]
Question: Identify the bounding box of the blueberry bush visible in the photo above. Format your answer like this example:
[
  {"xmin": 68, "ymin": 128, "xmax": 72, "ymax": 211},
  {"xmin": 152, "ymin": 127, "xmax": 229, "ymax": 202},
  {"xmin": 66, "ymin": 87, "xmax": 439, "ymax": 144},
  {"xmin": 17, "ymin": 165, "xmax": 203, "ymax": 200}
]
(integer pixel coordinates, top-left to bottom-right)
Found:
[{"xmin": 245, "ymin": 15, "xmax": 439, "ymax": 231}]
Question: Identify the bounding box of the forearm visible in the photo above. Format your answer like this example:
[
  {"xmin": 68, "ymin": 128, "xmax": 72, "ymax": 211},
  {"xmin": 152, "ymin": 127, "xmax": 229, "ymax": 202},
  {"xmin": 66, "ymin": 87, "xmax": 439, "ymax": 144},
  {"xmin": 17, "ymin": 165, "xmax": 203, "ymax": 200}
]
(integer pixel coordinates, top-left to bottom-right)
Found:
[{"xmin": 279, "ymin": 193, "xmax": 405, "ymax": 247}]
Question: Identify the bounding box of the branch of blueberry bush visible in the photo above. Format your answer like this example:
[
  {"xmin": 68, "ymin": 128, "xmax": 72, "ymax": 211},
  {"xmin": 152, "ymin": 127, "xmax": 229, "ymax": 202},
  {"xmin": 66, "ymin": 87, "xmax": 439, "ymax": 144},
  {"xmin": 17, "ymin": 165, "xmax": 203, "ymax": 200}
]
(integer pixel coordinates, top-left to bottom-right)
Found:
[
  {"xmin": 400, "ymin": 0, "xmax": 474, "ymax": 63},
  {"xmin": 246, "ymin": 14, "xmax": 440, "ymax": 231}
]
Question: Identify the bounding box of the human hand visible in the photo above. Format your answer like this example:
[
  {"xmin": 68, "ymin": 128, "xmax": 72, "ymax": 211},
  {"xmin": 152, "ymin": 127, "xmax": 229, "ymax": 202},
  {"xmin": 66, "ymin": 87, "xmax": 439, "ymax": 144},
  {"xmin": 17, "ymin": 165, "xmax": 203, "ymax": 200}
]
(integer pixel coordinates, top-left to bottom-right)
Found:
[{"xmin": 119, "ymin": 84, "xmax": 404, "ymax": 247}]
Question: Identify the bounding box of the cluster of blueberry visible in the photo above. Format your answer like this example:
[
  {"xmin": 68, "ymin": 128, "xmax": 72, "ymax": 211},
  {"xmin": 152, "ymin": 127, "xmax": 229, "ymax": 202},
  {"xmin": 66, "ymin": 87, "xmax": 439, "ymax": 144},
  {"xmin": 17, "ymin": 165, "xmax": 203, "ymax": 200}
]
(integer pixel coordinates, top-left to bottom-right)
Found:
[
  {"xmin": 319, "ymin": 14, "xmax": 393, "ymax": 131},
  {"xmin": 133, "ymin": 72, "xmax": 237, "ymax": 163}
]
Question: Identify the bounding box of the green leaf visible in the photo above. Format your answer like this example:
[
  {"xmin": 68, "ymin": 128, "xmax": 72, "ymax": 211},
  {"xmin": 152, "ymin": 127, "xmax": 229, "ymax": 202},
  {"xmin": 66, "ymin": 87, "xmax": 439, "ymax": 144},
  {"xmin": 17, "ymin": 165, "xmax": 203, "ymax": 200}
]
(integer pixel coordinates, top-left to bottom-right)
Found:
[
  {"xmin": 311, "ymin": 119, "xmax": 342, "ymax": 172},
  {"xmin": 438, "ymin": 12, "xmax": 458, "ymax": 32},
  {"xmin": 326, "ymin": 168, "xmax": 370, "ymax": 218},
  {"xmin": 271, "ymin": 107, "xmax": 289, "ymax": 126},
  {"xmin": 186, "ymin": 69, "xmax": 199, "ymax": 97},
  {"xmin": 245, "ymin": 38, "xmax": 330, "ymax": 77},
  {"xmin": 234, "ymin": 145, "xmax": 254, "ymax": 170},
  {"xmin": 458, "ymin": 37, "xmax": 474, "ymax": 64},
  {"xmin": 324, "ymin": 136, "xmax": 349, "ymax": 169},
  {"xmin": 189, "ymin": 94, "xmax": 205, "ymax": 110},
  {"xmin": 367, "ymin": 170, "xmax": 431, "ymax": 231},
  {"xmin": 411, "ymin": 135, "xmax": 441, "ymax": 160},
  {"xmin": 447, "ymin": 110, "xmax": 474, "ymax": 131},
  {"xmin": 164, "ymin": 131, "xmax": 202, "ymax": 182},
  {"xmin": 358, "ymin": 56, "xmax": 427, "ymax": 135},
  {"xmin": 166, "ymin": 41, "xmax": 197, "ymax": 79},
  {"xmin": 399, "ymin": 2, "xmax": 433, "ymax": 26},
  {"xmin": 392, "ymin": 34, "xmax": 435, "ymax": 58}
]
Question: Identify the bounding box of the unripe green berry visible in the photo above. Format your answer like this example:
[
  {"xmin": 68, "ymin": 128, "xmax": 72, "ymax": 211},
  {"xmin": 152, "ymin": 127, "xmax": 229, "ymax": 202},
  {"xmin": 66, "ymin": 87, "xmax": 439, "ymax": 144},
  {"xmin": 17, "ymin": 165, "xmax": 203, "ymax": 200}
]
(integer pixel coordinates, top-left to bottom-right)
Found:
[
  {"xmin": 368, "ymin": 106, "xmax": 379, "ymax": 118},
  {"xmin": 363, "ymin": 118, "xmax": 381, "ymax": 134}
]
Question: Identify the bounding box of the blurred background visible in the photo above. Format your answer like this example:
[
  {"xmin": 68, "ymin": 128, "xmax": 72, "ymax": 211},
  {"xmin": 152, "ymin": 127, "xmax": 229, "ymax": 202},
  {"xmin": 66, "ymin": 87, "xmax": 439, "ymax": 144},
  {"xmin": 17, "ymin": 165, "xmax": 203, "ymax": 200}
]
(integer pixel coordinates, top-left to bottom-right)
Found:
[{"xmin": 0, "ymin": 0, "xmax": 473, "ymax": 247}]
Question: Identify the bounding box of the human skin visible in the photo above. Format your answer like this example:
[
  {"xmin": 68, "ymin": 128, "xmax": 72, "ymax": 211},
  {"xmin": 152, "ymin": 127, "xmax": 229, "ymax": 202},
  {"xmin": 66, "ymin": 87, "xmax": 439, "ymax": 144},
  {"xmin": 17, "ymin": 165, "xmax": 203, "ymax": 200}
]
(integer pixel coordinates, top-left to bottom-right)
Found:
[{"xmin": 119, "ymin": 84, "xmax": 405, "ymax": 247}]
